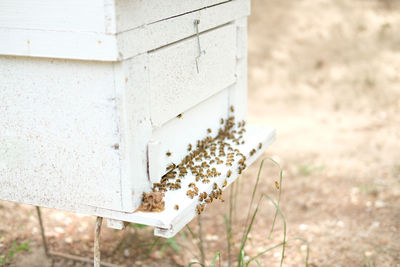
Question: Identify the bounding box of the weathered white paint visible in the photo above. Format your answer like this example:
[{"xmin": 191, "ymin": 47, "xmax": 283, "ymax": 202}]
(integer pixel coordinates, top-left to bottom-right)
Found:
[
  {"xmin": 0, "ymin": 28, "xmax": 119, "ymax": 61},
  {"xmin": 117, "ymin": 0, "xmax": 249, "ymax": 60},
  {"xmin": 114, "ymin": 0, "xmax": 229, "ymax": 33},
  {"xmin": 107, "ymin": 218, "xmax": 126, "ymax": 230},
  {"xmin": 113, "ymin": 54, "xmax": 153, "ymax": 210},
  {"xmin": 149, "ymin": 24, "xmax": 236, "ymax": 127},
  {"xmin": 98, "ymin": 125, "xmax": 276, "ymax": 237},
  {"xmin": 0, "ymin": 0, "xmax": 272, "ymax": 238},
  {"xmin": 229, "ymin": 17, "xmax": 248, "ymax": 122},
  {"xmin": 0, "ymin": 0, "xmax": 107, "ymax": 33},
  {"xmin": 0, "ymin": 0, "xmax": 249, "ymax": 61},
  {"xmin": 148, "ymin": 87, "xmax": 231, "ymax": 182},
  {"xmin": 0, "ymin": 56, "xmax": 124, "ymax": 211}
]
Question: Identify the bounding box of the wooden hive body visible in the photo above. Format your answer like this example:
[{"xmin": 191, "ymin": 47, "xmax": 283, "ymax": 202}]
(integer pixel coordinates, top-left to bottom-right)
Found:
[{"xmin": 0, "ymin": 0, "xmax": 275, "ymax": 237}]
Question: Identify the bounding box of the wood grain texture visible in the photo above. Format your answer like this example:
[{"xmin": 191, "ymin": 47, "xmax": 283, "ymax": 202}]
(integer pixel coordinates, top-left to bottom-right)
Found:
[
  {"xmin": 0, "ymin": 56, "xmax": 124, "ymax": 211},
  {"xmin": 148, "ymin": 24, "xmax": 236, "ymax": 127},
  {"xmin": 0, "ymin": 0, "xmax": 249, "ymax": 61},
  {"xmin": 114, "ymin": 0, "xmax": 229, "ymax": 33},
  {"xmin": 0, "ymin": 0, "xmax": 106, "ymax": 32}
]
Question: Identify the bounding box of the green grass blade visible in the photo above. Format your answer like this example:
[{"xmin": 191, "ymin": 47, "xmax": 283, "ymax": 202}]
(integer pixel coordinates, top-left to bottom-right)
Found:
[
  {"xmin": 292, "ymin": 238, "xmax": 310, "ymax": 267},
  {"xmin": 247, "ymin": 194, "xmax": 287, "ymax": 267},
  {"xmin": 268, "ymin": 158, "xmax": 283, "ymax": 239},
  {"xmin": 146, "ymin": 237, "xmax": 161, "ymax": 257},
  {"xmin": 245, "ymin": 242, "xmax": 284, "ymax": 267},
  {"xmin": 238, "ymin": 198, "xmax": 260, "ymax": 266},
  {"xmin": 198, "ymin": 215, "xmax": 206, "ymax": 265},
  {"xmin": 188, "ymin": 262, "xmax": 204, "ymax": 267},
  {"xmin": 210, "ymin": 252, "xmax": 221, "ymax": 267},
  {"xmin": 166, "ymin": 237, "xmax": 180, "ymax": 253},
  {"xmin": 186, "ymin": 225, "xmax": 197, "ymax": 239},
  {"xmin": 224, "ymin": 214, "xmax": 232, "ymax": 267},
  {"xmin": 241, "ymin": 159, "xmax": 265, "ymax": 243}
]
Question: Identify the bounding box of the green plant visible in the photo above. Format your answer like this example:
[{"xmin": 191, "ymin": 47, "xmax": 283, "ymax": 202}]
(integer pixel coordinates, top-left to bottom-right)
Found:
[
  {"xmin": 0, "ymin": 241, "xmax": 30, "ymax": 265},
  {"xmin": 298, "ymin": 163, "xmax": 324, "ymax": 176},
  {"xmin": 129, "ymin": 223, "xmax": 148, "ymax": 229}
]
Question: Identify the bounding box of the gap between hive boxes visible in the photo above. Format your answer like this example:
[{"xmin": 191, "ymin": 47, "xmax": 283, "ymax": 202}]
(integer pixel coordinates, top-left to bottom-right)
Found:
[{"xmin": 106, "ymin": 124, "xmax": 275, "ymax": 238}]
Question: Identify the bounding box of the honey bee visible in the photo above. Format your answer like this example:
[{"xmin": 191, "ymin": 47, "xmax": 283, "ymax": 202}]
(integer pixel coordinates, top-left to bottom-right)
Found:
[
  {"xmin": 226, "ymin": 163, "xmax": 232, "ymax": 166},
  {"xmin": 177, "ymin": 113, "xmax": 182, "ymax": 118},
  {"xmin": 275, "ymin": 181, "xmax": 280, "ymax": 190},
  {"xmin": 174, "ymin": 204, "xmax": 179, "ymax": 210},
  {"xmin": 188, "ymin": 182, "xmax": 195, "ymax": 188},
  {"xmin": 202, "ymin": 179, "xmax": 210, "ymax": 184},
  {"xmin": 220, "ymin": 118, "xmax": 224, "ymax": 124},
  {"xmin": 166, "ymin": 151, "xmax": 172, "ymax": 157},
  {"xmin": 188, "ymin": 144, "xmax": 192, "ymax": 151},
  {"xmin": 166, "ymin": 172, "xmax": 176, "ymax": 179},
  {"xmin": 213, "ymin": 183, "xmax": 218, "ymax": 190},
  {"xmin": 227, "ymin": 170, "xmax": 232, "ymax": 178},
  {"xmin": 195, "ymin": 176, "xmax": 200, "ymax": 182},
  {"xmin": 166, "ymin": 163, "xmax": 176, "ymax": 171},
  {"xmin": 230, "ymin": 106, "xmax": 234, "ymax": 112},
  {"xmin": 201, "ymin": 162, "xmax": 209, "ymax": 168},
  {"xmin": 205, "ymin": 198, "xmax": 212, "ymax": 203},
  {"xmin": 186, "ymin": 190, "xmax": 195, "ymax": 199},
  {"xmin": 196, "ymin": 204, "xmax": 202, "ymax": 214},
  {"xmin": 223, "ymin": 180, "xmax": 228, "ymax": 187},
  {"xmin": 207, "ymin": 128, "xmax": 212, "ymax": 134},
  {"xmin": 250, "ymin": 149, "xmax": 256, "ymax": 156},
  {"xmin": 258, "ymin": 143, "xmax": 262, "ymax": 149}
]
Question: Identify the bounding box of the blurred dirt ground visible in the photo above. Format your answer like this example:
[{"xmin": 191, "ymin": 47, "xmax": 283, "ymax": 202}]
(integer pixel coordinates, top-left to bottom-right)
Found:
[{"xmin": 1, "ymin": 0, "xmax": 400, "ymax": 266}]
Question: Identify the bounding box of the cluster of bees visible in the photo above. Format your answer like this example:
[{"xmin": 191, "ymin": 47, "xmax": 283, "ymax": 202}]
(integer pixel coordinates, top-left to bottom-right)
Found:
[{"xmin": 149, "ymin": 106, "xmax": 263, "ymax": 215}]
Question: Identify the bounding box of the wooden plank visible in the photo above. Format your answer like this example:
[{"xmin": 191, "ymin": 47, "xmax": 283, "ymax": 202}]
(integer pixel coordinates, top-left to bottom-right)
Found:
[
  {"xmin": 80, "ymin": 125, "xmax": 276, "ymax": 236},
  {"xmin": 117, "ymin": 0, "xmax": 249, "ymax": 60},
  {"xmin": 113, "ymin": 0, "xmax": 229, "ymax": 33},
  {"xmin": 0, "ymin": 56, "xmax": 125, "ymax": 212},
  {"xmin": 113, "ymin": 54, "xmax": 154, "ymax": 211},
  {"xmin": 229, "ymin": 17, "xmax": 248, "ymax": 122},
  {"xmin": 0, "ymin": 28, "xmax": 119, "ymax": 61},
  {"xmin": 0, "ymin": 0, "xmax": 249, "ymax": 61},
  {"xmin": 153, "ymin": 125, "xmax": 276, "ymax": 238},
  {"xmin": 148, "ymin": 24, "xmax": 236, "ymax": 127},
  {"xmin": 148, "ymin": 87, "xmax": 231, "ymax": 182},
  {"xmin": 0, "ymin": 0, "xmax": 106, "ymax": 33}
]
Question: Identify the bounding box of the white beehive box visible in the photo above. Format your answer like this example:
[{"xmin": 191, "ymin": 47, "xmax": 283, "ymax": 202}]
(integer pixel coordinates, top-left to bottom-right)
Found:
[{"xmin": 0, "ymin": 0, "xmax": 275, "ymax": 237}]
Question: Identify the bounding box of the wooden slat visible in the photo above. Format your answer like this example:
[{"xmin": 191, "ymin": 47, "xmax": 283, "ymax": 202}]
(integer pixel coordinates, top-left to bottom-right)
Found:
[
  {"xmin": 117, "ymin": 0, "xmax": 249, "ymax": 60},
  {"xmin": 0, "ymin": 0, "xmax": 106, "ymax": 33},
  {"xmin": 0, "ymin": 0, "xmax": 249, "ymax": 61},
  {"xmin": 148, "ymin": 87, "xmax": 231, "ymax": 182},
  {"xmin": 0, "ymin": 56, "xmax": 126, "ymax": 211},
  {"xmin": 148, "ymin": 24, "xmax": 236, "ymax": 127},
  {"xmin": 0, "ymin": 28, "xmax": 119, "ymax": 61},
  {"xmin": 113, "ymin": 0, "xmax": 229, "ymax": 33},
  {"xmin": 81, "ymin": 125, "xmax": 276, "ymax": 236}
]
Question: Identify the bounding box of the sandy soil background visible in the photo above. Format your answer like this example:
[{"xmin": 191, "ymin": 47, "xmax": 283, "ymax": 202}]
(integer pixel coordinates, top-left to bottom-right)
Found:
[{"xmin": 1, "ymin": 0, "xmax": 400, "ymax": 266}]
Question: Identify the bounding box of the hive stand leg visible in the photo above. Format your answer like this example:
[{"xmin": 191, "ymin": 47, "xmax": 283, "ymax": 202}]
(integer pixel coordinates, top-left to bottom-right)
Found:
[
  {"xmin": 35, "ymin": 208, "xmax": 117, "ymax": 267},
  {"xmin": 94, "ymin": 217, "xmax": 103, "ymax": 267},
  {"xmin": 36, "ymin": 206, "xmax": 50, "ymax": 257}
]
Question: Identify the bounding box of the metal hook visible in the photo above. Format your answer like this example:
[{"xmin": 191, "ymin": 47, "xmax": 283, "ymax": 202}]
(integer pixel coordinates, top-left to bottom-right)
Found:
[{"xmin": 194, "ymin": 19, "xmax": 206, "ymax": 73}]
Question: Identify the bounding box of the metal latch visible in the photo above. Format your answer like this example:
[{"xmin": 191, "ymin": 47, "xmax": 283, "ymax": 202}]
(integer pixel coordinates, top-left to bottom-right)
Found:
[{"xmin": 194, "ymin": 19, "xmax": 206, "ymax": 73}]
